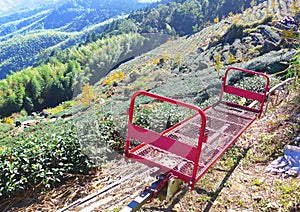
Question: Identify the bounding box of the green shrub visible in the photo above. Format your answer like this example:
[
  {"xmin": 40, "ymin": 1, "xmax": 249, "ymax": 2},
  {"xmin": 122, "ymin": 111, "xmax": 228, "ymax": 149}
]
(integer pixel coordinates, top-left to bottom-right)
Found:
[
  {"xmin": 0, "ymin": 122, "xmax": 94, "ymax": 198},
  {"xmin": 224, "ymin": 75, "xmax": 270, "ymax": 105},
  {"xmin": 133, "ymin": 101, "xmax": 195, "ymax": 133}
]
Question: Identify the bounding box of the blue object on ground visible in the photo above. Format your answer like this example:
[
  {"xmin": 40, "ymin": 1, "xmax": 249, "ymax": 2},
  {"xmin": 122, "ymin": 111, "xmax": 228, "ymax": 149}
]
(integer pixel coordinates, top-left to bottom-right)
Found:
[{"xmin": 266, "ymin": 145, "xmax": 300, "ymax": 176}]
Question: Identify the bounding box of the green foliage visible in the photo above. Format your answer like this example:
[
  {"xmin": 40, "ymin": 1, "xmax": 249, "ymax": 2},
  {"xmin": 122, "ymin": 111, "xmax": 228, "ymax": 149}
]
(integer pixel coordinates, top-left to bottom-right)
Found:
[
  {"xmin": 0, "ymin": 62, "xmax": 73, "ymax": 117},
  {"xmin": 224, "ymin": 75, "xmax": 268, "ymax": 105},
  {"xmin": 47, "ymin": 100, "xmax": 75, "ymax": 116},
  {"xmin": 287, "ymin": 51, "xmax": 300, "ymax": 84},
  {"xmin": 214, "ymin": 52, "xmax": 223, "ymax": 77},
  {"xmin": 275, "ymin": 180, "xmax": 300, "ymax": 210},
  {"xmin": 286, "ymin": 32, "xmax": 300, "ymax": 84},
  {"xmin": 165, "ymin": 23, "xmax": 175, "ymax": 35},
  {"xmin": 0, "ymin": 121, "xmax": 94, "ymax": 198},
  {"xmin": 74, "ymin": 105, "xmax": 123, "ymax": 163},
  {"xmin": 133, "ymin": 100, "xmax": 195, "ymax": 133},
  {"xmin": 0, "ymin": 0, "xmax": 161, "ymax": 76},
  {"xmin": 107, "ymin": 0, "xmax": 262, "ymax": 36},
  {"xmin": 0, "ymin": 33, "xmax": 145, "ymax": 118},
  {"xmin": 0, "ymin": 32, "xmax": 71, "ymax": 79},
  {"xmin": 0, "ymin": 123, "xmax": 13, "ymax": 139}
]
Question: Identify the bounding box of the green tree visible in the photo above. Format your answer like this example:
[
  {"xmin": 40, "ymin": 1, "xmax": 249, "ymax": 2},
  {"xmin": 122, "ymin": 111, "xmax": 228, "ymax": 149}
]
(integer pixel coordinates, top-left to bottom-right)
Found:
[{"xmin": 23, "ymin": 95, "xmax": 34, "ymax": 112}]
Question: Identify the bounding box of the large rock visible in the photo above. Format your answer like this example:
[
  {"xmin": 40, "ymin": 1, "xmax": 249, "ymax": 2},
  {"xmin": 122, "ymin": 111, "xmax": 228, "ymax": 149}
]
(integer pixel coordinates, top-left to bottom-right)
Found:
[
  {"xmin": 258, "ymin": 25, "xmax": 281, "ymax": 43},
  {"xmin": 261, "ymin": 40, "xmax": 281, "ymax": 54},
  {"xmin": 232, "ymin": 49, "xmax": 298, "ymax": 73}
]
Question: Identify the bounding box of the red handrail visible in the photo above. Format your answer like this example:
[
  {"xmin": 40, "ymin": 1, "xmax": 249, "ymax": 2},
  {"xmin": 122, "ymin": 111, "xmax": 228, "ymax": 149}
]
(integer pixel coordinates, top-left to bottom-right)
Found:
[
  {"xmin": 220, "ymin": 67, "xmax": 270, "ymax": 117},
  {"xmin": 125, "ymin": 90, "xmax": 207, "ymax": 186}
]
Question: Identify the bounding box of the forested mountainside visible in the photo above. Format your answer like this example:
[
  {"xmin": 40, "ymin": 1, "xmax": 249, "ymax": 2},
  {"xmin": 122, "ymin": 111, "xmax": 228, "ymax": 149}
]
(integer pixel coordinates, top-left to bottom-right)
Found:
[
  {"xmin": 106, "ymin": 0, "xmax": 266, "ymax": 36},
  {"xmin": 0, "ymin": 0, "xmax": 172, "ymax": 79},
  {"xmin": 0, "ymin": 0, "xmax": 265, "ymax": 79}
]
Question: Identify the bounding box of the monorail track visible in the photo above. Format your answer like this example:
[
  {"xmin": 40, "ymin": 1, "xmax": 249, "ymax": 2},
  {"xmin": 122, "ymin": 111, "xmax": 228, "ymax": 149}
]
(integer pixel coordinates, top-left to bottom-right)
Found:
[{"xmin": 58, "ymin": 161, "xmax": 156, "ymax": 212}]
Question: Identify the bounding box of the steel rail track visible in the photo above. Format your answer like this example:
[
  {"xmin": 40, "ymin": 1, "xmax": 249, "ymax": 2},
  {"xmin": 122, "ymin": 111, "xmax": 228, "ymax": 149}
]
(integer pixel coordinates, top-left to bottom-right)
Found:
[{"xmin": 58, "ymin": 166, "xmax": 154, "ymax": 212}]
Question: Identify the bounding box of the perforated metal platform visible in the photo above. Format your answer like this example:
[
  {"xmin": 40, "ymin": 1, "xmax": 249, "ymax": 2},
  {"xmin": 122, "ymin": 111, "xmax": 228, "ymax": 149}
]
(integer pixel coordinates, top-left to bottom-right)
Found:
[{"xmin": 130, "ymin": 101, "xmax": 258, "ymax": 182}]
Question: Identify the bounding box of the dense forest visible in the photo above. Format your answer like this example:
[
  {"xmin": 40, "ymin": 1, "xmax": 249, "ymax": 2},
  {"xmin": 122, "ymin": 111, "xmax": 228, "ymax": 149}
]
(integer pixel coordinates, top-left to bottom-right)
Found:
[
  {"xmin": 104, "ymin": 0, "xmax": 266, "ymax": 36},
  {"xmin": 0, "ymin": 33, "xmax": 149, "ymax": 117}
]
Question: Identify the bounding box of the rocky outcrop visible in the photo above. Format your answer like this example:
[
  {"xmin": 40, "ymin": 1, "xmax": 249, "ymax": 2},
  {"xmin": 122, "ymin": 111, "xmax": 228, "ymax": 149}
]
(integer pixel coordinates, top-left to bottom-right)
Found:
[{"xmin": 240, "ymin": 49, "xmax": 298, "ymax": 73}]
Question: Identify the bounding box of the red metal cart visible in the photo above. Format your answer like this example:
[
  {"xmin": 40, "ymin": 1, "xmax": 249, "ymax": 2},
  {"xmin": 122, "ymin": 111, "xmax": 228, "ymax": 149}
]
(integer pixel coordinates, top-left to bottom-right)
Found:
[{"xmin": 125, "ymin": 67, "xmax": 270, "ymax": 190}]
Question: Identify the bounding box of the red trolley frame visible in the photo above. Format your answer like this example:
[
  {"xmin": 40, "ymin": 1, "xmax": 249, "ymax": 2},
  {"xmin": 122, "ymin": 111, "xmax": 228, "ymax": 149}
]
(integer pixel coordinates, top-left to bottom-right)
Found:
[{"xmin": 125, "ymin": 67, "xmax": 269, "ymax": 190}]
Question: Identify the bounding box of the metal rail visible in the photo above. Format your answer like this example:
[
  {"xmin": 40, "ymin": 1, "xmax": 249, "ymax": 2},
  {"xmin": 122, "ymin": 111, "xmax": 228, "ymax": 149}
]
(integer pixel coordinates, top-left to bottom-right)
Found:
[
  {"xmin": 58, "ymin": 166, "xmax": 151, "ymax": 212},
  {"xmin": 120, "ymin": 77, "xmax": 295, "ymax": 211},
  {"xmin": 248, "ymin": 77, "xmax": 295, "ymax": 115}
]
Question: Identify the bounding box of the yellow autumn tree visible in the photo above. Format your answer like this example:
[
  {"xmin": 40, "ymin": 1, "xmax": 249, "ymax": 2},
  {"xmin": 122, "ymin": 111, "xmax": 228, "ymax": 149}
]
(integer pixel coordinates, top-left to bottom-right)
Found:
[
  {"xmin": 4, "ymin": 117, "xmax": 14, "ymax": 125},
  {"xmin": 228, "ymin": 52, "xmax": 235, "ymax": 64},
  {"xmin": 291, "ymin": 2, "xmax": 299, "ymax": 15},
  {"xmin": 233, "ymin": 14, "xmax": 240, "ymax": 24},
  {"xmin": 214, "ymin": 16, "xmax": 219, "ymax": 24},
  {"xmin": 153, "ymin": 58, "xmax": 160, "ymax": 66},
  {"xmin": 81, "ymin": 84, "xmax": 95, "ymax": 107},
  {"xmin": 265, "ymin": 8, "xmax": 270, "ymax": 16},
  {"xmin": 105, "ymin": 70, "xmax": 125, "ymax": 85},
  {"xmin": 215, "ymin": 52, "xmax": 224, "ymax": 77},
  {"xmin": 246, "ymin": 8, "xmax": 252, "ymax": 16},
  {"xmin": 271, "ymin": 1, "xmax": 277, "ymax": 8},
  {"xmin": 281, "ymin": 30, "xmax": 298, "ymax": 41},
  {"xmin": 119, "ymin": 70, "xmax": 125, "ymax": 79}
]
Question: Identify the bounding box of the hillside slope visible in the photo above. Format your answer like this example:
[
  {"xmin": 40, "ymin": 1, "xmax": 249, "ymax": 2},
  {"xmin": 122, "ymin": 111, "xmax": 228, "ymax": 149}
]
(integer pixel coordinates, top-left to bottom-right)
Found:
[
  {"xmin": 1, "ymin": 0, "xmax": 283, "ymax": 117},
  {"xmin": 105, "ymin": 0, "xmax": 298, "ymax": 108},
  {"xmin": 2, "ymin": 74, "xmax": 298, "ymax": 212},
  {"xmin": 0, "ymin": 0, "xmax": 299, "ymax": 210}
]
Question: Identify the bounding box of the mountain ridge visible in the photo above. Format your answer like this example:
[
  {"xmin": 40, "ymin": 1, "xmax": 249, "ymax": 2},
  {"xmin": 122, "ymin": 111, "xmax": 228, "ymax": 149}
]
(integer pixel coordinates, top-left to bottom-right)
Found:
[
  {"xmin": 0, "ymin": 0, "xmax": 58, "ymax": 15},
  {"xmin": 0, "ymin": 0, "xmax": 172, "ymax": 78}
]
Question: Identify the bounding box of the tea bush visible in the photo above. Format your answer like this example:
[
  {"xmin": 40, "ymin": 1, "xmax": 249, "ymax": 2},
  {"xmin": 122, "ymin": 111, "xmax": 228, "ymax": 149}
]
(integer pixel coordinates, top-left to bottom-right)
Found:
[
  {"xmin": 133, "ymin": 100, "xmax": 195, "ymax": 133},
  {"xmin": 224, "ymin": 75, "xmax": 270, "ymax": 105},
  {"xmin": 75, "ymin": 112, "xmax": 116, "ymax": 165},
  {"xmin": 0, "ymin": 122, "xmax": 94, "ymax": 198}
]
